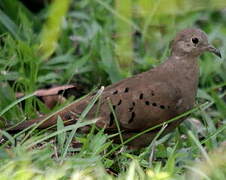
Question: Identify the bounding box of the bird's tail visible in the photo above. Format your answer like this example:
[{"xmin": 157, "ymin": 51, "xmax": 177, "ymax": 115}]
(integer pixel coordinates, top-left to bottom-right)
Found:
[
  {"xmin": 6, "ymin": 96, "xmax": 90, "ymax": 133},
  {"xmin": 7, "ymin": 115, "xmax": 58, "ymax": 133}
]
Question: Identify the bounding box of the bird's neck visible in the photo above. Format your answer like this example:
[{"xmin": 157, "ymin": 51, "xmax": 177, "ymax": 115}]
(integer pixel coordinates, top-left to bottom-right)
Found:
[
  {"xmin": 166, "ymin": 55, "xmax": 199, "ymax": 83},
  {"xmin": 168, "ymin": 51, "xmax": 198, "ymax": 64},
  {"xmin": 164, "ymin": 55, "xmax": 199, "ymax": 106}
]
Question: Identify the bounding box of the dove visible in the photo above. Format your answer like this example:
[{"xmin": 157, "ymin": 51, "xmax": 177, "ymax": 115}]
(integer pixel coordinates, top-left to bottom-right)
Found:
[{"xmin": 8, "ymin": 28, "xmax": 221, "ymax": 148}]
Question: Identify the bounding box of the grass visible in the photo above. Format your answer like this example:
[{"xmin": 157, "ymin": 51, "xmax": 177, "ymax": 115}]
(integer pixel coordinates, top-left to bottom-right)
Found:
[{"xmin": 0, "ymin": 0, "xmax": 226, "ymax": 179}]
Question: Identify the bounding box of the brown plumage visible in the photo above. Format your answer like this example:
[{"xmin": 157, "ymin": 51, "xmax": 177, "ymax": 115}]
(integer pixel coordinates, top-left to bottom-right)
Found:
[{"xmin": 8, "ymin": 28, "xmax": 221, "ymax": 148}]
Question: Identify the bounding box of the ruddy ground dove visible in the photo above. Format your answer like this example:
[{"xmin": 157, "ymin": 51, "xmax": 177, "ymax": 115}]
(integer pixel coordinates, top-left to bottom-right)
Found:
[{"xmin": 8, "ymin": 28, "xmax": 221, "ymax": 148}]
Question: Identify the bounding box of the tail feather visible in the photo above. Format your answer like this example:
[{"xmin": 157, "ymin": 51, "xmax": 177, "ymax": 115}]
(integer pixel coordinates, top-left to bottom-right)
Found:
[
  {"xmin": 7, "ymin": 115, "xmax": 54, "ymax": 133},
  {"xmin": 7, "ymin": 96, "xmax": 92, "ymax": 133},
  {"xmin": 7, "ymin": 112, "xmax": 79, "ymax": 133}
]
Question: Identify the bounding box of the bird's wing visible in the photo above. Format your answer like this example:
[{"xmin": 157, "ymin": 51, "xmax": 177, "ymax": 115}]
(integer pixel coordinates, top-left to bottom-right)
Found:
[{"xmin": 89, "ymin": 79, "xmax": 182, "ymax": 132}]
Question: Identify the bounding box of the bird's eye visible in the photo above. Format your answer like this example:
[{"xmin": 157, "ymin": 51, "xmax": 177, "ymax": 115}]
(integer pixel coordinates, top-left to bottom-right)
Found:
[{"xmin": 192, "ymin": 37, "xmax": 199, "ymax": 44}]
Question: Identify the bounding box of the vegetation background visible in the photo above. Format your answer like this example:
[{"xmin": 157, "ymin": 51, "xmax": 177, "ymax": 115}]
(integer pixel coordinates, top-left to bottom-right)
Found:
[{"xmin": 0, "ymin": 0, "xmax": 226, "ymax": 179}]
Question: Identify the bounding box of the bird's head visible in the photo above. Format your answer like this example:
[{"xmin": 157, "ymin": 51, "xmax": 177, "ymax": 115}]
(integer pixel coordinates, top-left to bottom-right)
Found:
[{"xmin": 170, "ymin": 28, "xmax": 221, "ymax": 58}]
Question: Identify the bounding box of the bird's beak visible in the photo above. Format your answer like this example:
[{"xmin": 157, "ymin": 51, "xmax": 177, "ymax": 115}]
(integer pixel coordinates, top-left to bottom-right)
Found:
[{"xmin": 206, "ymin": 44, "xmax": 222, "ymax": 58}]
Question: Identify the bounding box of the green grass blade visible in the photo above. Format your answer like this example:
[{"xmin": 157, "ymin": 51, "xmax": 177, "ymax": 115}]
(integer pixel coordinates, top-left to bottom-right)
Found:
[
  {"xmin": 0, "ymin": 93, "xmax": 35, "ymax": 117},
  {"xmin": 26, "ymin": 120, "xmax": 97, "ymax": 149},
  {"xmin": 188, "ymin": 130, "xmax": 212, "ymax": 166},
  {"xmin": 60, "ymin": 86, "xmax": 104, "ymax": 161},
  {"xmin": 0, "ymin": 9, "xmax": 21, "ymax": 40},
  {"xmin": 39, "ymin": 0, "xmax": 70, "ymax": 60}
]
